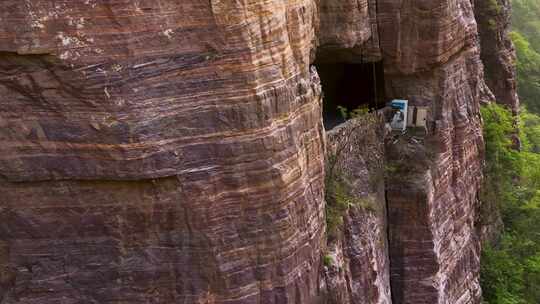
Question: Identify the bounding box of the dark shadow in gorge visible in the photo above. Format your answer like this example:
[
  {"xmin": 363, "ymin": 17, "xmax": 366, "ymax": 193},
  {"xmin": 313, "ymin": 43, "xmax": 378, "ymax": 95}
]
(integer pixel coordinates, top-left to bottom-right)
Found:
[{"xmin": 314, "ymin": 60, "xmax": 386, "ymax": 130}]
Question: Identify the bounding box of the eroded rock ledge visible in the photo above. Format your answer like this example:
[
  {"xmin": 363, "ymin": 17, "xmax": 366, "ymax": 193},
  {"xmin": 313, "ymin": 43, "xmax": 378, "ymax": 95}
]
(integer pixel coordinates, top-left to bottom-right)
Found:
[{"xmin": 0, "ymin": 0, "xmax": 516, "ymax": 303}]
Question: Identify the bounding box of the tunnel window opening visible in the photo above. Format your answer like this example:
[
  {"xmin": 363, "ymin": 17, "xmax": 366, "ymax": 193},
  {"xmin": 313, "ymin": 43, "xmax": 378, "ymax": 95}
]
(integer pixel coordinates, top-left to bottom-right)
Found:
[{"xmin": 315, "ymin": 60, "xmax": 386, "ymax": 130}]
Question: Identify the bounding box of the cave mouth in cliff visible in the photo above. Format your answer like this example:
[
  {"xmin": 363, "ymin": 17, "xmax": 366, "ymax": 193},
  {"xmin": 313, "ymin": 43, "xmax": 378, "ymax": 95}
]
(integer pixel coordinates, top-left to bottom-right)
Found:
[{"xmin": 315, "ymin": 61, "xmax": 385, "ymax": 130}]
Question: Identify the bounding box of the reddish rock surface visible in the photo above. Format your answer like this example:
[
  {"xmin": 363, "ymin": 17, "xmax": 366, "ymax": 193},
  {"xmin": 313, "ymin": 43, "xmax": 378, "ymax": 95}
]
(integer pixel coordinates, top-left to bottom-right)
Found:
[
  {"xmin": 1, "ymin": 1, "xmax": 326, "ymax": 303},
  {"xmin": 317, "ymin": 0, "xmax": 381, "ymax": 62},
  {"xmin": 0, "ymin": 0, "xmax": 517, "ymax": 303},
  {"xmin": 475, "ymin": 0, "xmax": 520, "ymax": 113},
  {"xmin": 323, "ymin": 114, "xmax": 391, "ymax": 304},
  {"xmin": 380, "ymin": 1, "xmax": 494, "ymax": 303}
]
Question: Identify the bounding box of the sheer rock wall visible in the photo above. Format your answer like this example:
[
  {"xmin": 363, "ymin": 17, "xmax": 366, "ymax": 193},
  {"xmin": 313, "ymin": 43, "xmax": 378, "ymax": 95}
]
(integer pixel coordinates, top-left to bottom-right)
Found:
[
  {"xmin": 323, "ymin": 114, "xmax": 391, "ymax": 304},
  {"xmin": 380, "ymin": 1, "xmax": 492, "ymax": 303},
  {"xmin": 0, "ymin": 1, "xmax": 326, "ymax": 303},
  {"xmin": 0, "ymin": 0, "xmax": 517, "ymax": 303},
  {"xmin": 474, "ymin": 0, "xmax": 519, "ymax": 113},
  {"xmin": 317, "ymin": 0, "xmax": 381, "ymax": 62}
]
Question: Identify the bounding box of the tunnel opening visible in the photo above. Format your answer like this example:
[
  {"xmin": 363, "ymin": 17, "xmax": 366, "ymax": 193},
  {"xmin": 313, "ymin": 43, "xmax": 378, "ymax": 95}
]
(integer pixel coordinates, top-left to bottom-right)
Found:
[{"xmin": 315, "ymin": 60, "xmax": 386, "ymax": 130}]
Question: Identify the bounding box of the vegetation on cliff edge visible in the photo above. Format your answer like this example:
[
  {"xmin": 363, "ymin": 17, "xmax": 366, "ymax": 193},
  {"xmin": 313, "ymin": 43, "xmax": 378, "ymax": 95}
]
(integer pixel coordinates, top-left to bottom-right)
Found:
[
  {"xmin": 480, "ymin": 4, "xmax": 540, "ymax": 302},
  {"xmin": 480, "ymin": 104, "xmax": 540, "ymax": 304},
  {"xmin": 511, "ymin": 0, "xmax": 540, "ymax": 114}
]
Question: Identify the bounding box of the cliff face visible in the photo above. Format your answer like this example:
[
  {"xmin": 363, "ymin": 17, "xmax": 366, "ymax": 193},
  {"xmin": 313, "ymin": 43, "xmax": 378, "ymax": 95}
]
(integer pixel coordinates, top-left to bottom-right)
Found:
[
  {"xmin": 474, "ymin": 0, "xmax": 519, "ymax": 113},
  {"xmin": 0, "ymin": 0, "xmax": 516, "ymax": 303},
  {"xmin": 323, "ymin": 114, "xmax": 391, "ymax": 304},
  {"xmin": 317, "ymin": 0, "xmax": 381, "ymax": 62},
  {"xmin": 1, "ymin": 1, "xmax": 325, "ymax": 302},
  {"xmin": 380, "ymin": 1, "xmax": 490, "ymax": 303}
]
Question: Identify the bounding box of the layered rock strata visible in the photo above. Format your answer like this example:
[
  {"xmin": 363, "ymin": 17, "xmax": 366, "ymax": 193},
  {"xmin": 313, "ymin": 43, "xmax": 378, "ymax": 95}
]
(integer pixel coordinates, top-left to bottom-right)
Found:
[
  {"xmin": 379, "ymin": 1, "xmax": 492, "ymax": 303},
  {"xmin": 1, "ymin": 1, "xmax": 326, "ymax": 303},
  {"xmin": 322, "ymin": 113, "xmax": 391, "ymax": 304},
  {"xmin": 474, "ymin": 0, "xmax": 519, "ymax": 113},
  {"xmin": 317, "ymin": 0, "xmax": 381, "ymax": 62},
  {"xmin": 0, "ymin": 0, "xmax": 518, "ymax": 303}
]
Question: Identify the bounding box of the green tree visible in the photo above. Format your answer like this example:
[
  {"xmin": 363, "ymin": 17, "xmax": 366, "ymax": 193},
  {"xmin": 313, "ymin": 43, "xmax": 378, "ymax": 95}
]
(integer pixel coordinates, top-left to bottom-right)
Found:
[
  {"xmin": 510, "ymin": 31, "xmax": 540, "ymax": 113},
  {"xmin": 480, "ymin": 104, "xmax": 540, "ymax": 304}
]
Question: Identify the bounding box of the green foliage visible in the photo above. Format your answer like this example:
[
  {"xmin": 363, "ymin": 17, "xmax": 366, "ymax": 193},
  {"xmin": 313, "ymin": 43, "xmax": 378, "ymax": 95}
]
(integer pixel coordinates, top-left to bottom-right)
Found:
[
  {"xmin": 488, "ymin": 0, "xmax": 503, "ymax": 14},
  {"xmin": 481, "ymin": 104, "xmax": 519, "ymax": 168},
  {"xmin": 337, "ymin": 105, "xmax": 348, "ymax": 120},
  {"xmin": 480, "ymin": 104, "xmax": 540, "ymax": 304},
  {"xmin": 511, "ymin": 1, "xmax": 540, "ymax": 114},
  {"xmin": 479, "ymin": 3, "xmax": 540, "ymax": 302},
  {"xmin": 324, "ymin": 108, "xmax": 380, "ymax": 237},
  {"xmin": 337, "ymin": 105, "xmax": 370, "ymax": 120},
  {"xmin": 384, "ymin": 164, "xmax": 398, "ymax": 174},
  {"xmin": 512, "ymin": 0, "xmax": 540, "ymax": 51},
  {"xmin": 481, "ymin": 235, "xmax": 526, "ymax": 304},
  {"xmin": 323, "ymin": 254, "xmax": 334, "ymax": 267},
  {"xmin": 510, "ymin": 31, "xmax": 540, "ymax": 114},
  {"xmin": 488, "ymin": 19, "xmax": 499, "ymax": 31},
  {"xmin": 524, "ymin": 254, "xmax": 540, "ymax": 302},
  {"xmin": 325, "ymin": 165, "xmax": 376, "ymax": 236},
  {"xmin": 325, "ymin": 171, "xmax": 352, "ymax": 236},
  {"xmin": 519, "ymin": 108, "xmax": 540, "ymax": 153},
  {"xmin": 325, "ymin": 140, "xmax": 377, "ymax": 238},
  {"xmin": 480, "ymin": 104, "xmax": 522, "ymax": 216}
]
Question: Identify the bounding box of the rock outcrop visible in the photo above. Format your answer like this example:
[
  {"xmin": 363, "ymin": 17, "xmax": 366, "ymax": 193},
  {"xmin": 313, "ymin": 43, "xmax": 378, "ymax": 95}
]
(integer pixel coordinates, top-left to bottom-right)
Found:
[
  {"xmin": 380, "ymin": 1, "xmax": 491, "ymax": 303},
  {"xmin": 0, "ymin": 0, "xmax": 517, "ymax": 303},
  {"xmin": 475, "ymin": 0, "xmax": 519, "ymax": 113},
  {"xmin": 317, "ymin": 0, "xmax": 381, "ymax": 62},
  {"xmin": 323, "ymin": 113, "xmax": 391, "ymax": 304}
]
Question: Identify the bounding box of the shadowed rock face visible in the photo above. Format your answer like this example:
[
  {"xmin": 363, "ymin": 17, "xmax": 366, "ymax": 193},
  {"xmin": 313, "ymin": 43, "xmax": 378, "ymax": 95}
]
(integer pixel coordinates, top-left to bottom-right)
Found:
[
  {"xmin": 475, "ymin": 0, "xmax": 519, "ymax": 113},
  {"xmin": 0, "ymin": 0, "xmax": 516, "ymax": 303}
]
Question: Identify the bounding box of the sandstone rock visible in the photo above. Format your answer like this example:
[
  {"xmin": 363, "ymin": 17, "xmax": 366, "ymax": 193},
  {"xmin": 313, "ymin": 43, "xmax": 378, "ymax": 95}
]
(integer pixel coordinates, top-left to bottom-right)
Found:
[
  {"xmin": 475, "ymin": 0, "xmax": 519, "ymax": 113},
  {"xmin": 377, "ymin": 0, "xmax": 480, "ymax": 75},
  {"xmin": 1, "ymin": 1, "xmax": 326, "ymax": 302},
  {"xmin": 380, "ymin": 1, "xmax": 491, "ymax": 303},
  {"xmin": 323, "ymin": 114, "xmax": 391, "ymax": 304},
  {"xmin": 316, "ymin": 0, "xmax": 381, "ymax": 62},
  {"xmin": 0, "ymin": 0, "xmax": 517, "ymax": 303}
]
